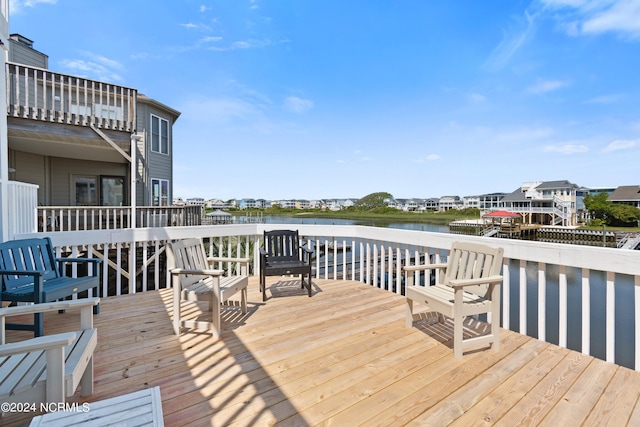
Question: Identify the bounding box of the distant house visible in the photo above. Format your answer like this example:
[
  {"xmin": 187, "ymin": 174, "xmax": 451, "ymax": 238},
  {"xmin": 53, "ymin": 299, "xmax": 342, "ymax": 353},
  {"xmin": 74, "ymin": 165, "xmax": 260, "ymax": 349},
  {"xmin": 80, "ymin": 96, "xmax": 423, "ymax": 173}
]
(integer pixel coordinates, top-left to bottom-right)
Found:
[
  {"xmin": 423, "ymin": 198, "xmax": 439, "ymax": 211},
  {"xmin": 6, "ymin": 34, "xmax": 180, "ymax": 208},
  {"xmin": 439, "ymin": 196, "xmax": 462, "ymax": 211},
  {"xmin": 501, "ymin": 180, "xmax": 578, "ymax": 226},
  {"xmin": 608, "ymin": 185, "xmax": 640, "ymax": 208}
]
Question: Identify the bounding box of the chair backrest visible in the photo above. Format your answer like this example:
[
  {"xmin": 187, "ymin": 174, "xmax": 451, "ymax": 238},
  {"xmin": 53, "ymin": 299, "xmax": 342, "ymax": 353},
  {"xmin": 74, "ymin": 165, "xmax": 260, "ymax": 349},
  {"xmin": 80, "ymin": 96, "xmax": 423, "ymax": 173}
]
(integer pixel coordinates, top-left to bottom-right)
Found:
[
  {"xmin": 0, "ymin": 237, "xmax": 60, "ymax": 292},
  {"xmin": 440, "ymin": 241, "xmax": 504, "ymax": 297},
  {"xmin": 166, "ymin": 238, "xmax": 210, "ymax": 288},
  {"xmin": 263, "ymin": 230, "xmax": 302, "ymax": 262}
]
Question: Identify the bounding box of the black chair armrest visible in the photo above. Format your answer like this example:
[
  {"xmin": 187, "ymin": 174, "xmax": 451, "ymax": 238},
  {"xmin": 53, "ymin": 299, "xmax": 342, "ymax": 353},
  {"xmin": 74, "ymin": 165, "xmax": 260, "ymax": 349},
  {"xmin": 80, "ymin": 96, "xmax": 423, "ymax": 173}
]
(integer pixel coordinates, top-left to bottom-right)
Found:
[
  {"xmin": 55, "ymin": 258, "xmax": 103, "ymax": 277},
  {"xmin": 55, "ymin": 258, "xmax": 103, "ymax": 265}
]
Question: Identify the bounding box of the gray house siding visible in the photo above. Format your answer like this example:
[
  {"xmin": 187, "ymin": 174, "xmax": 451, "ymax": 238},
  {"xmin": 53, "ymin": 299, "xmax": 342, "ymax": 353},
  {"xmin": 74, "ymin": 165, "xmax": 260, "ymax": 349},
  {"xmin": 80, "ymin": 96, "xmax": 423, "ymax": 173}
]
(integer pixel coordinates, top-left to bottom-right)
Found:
[
  {"xmin": 8, "ymin": 34, "xmax": 47, "ymax": 68},
  {"xmin": 135, "ymin": 96, "xmax": 179, "ymax": 206}
]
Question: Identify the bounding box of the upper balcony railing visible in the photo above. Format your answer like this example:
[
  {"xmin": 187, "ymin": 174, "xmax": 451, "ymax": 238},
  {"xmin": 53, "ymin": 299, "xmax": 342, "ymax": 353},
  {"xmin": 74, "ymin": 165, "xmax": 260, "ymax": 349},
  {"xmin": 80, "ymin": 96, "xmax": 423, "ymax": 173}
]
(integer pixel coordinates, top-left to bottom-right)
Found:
[
  {"xmin": 15, "ymin": 224, "xmax": 640, "ymax": 372},
  {"xmin": 37, "ymin": 205, "xmax": 202, "ymax": 232},
  {"xmin": 6, "ymin": 62, "xmax": 137, "ymax": 132}
]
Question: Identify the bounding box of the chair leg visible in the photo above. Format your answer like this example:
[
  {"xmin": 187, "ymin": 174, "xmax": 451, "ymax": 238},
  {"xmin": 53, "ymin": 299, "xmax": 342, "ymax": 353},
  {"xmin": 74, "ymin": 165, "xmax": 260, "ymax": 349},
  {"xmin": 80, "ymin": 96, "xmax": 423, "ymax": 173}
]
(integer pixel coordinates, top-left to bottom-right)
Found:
[
  {"xmin": 172, "ymin": 278, "xmax": 181, "ymax": 335},
  {"xmin": 80, "ymin": 355, "xmax": 94, "ymax": 396},
  {"xmin": 241, "ymin": 287, "xmax": 247, "ymax": 314},
  {"xmin": 453, "ymin": 314, "xmax": 464, "ymax": 359},
  {"xmin": 405, "ymin": 298, "xmax": 414, "ymax": 328},
  {"xmin": 34, "ymin": 312, "xmax": 44, "ymax": 337},
  {"xmin": 211, "ymin": 290, "xmax": 220, "ymax": 339}
]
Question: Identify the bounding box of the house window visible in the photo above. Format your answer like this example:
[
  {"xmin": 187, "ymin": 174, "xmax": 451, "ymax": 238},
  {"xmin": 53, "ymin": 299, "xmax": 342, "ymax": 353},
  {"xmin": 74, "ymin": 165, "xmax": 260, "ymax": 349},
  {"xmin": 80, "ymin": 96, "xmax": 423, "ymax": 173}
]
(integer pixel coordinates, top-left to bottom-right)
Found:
[
  {"xmin": 73, "ymin": 176, "xmax": 97, "ymax": 206},
  {"xmin": 151, "ymin": 178, "xmax": 169, "ymax": 206},
  {"xmin": 101, "ymin": 176, "xmax": 125, "ymax": 206},
  {"xmin": 151, "ymin": 115, "xmax": 169, "ymax": 155}
]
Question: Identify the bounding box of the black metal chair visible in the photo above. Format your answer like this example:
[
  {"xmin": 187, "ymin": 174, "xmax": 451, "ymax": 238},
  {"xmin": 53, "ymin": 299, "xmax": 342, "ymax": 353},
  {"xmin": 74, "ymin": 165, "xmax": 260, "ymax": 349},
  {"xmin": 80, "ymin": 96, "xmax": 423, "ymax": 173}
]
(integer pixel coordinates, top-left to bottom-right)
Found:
[{"xmin": 259, "ymin": 230, "xmax": 313, "ymax": 301}]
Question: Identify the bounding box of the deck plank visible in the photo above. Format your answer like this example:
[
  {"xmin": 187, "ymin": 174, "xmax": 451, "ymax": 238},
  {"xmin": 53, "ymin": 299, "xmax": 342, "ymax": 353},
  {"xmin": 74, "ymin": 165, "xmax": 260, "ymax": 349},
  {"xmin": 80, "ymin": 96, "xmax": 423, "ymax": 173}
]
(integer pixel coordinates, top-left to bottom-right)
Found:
[{"xmin": 3, "ymin": 277, "xmax": 640, "ymax": 427}]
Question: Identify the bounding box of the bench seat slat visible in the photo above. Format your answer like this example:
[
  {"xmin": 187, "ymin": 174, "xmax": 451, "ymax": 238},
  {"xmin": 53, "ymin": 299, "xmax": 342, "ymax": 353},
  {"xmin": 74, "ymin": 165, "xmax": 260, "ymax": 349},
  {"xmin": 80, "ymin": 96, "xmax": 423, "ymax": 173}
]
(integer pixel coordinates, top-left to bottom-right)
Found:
[{"xmin": 0, "ymin": 328, "xmax": 97, "ymax": 401}]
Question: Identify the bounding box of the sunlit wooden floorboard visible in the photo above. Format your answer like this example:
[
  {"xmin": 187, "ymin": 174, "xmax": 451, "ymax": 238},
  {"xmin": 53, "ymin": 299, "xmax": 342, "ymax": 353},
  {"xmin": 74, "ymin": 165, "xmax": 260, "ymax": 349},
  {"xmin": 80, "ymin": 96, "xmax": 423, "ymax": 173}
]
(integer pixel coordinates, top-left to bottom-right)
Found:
[{"xmin": 3, "ymin": 277, "xmax": 640, "ymax": 426}]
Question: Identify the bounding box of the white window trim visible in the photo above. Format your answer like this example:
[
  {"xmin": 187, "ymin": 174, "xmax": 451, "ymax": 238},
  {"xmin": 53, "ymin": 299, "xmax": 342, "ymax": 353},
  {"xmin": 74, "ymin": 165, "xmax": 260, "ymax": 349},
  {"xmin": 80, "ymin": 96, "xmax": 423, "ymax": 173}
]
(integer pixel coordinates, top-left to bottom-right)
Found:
[{"xmin": 151, "ymin": 114, "xmax": 170, "ymax": 155}]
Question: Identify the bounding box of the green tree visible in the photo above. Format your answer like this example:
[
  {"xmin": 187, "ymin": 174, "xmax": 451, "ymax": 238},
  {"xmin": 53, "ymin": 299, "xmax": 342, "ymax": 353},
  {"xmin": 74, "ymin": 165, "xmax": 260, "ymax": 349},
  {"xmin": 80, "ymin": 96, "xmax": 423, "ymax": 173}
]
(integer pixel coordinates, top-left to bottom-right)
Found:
[
  {"xmin": 354, "ymin": 192, "xmax": 393, "ymax": 210},
  {"xmin": 583, "ymin": 193, "xmax": 612, "ymax": 222},
  {"xmin": 583, "ymin": 192, "xmax": 640, "ymax": 226},
  {"xmin": 610, "ymin": 204, "xmax": 640, "ymax": 226}
]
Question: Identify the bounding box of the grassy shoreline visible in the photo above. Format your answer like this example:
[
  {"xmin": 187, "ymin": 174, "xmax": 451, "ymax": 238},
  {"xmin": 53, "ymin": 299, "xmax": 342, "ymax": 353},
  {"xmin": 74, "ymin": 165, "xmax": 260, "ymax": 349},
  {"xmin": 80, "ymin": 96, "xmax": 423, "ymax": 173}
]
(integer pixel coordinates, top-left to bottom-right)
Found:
[
  {"xmin": 227, "ymin": 208, "xmax": 479, "ymax": 226},
  {"xmin": 221, "ymin": 208, "xmax": 640, "ymax": 232}
]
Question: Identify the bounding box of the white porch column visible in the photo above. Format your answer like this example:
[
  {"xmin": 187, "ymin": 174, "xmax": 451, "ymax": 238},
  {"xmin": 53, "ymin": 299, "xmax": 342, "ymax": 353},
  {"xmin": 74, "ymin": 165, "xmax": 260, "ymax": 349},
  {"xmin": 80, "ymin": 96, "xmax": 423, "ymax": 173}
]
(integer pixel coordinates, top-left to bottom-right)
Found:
[{"xmin": 0, "ymin": 5, "xmax": 10, "ymax": 242}]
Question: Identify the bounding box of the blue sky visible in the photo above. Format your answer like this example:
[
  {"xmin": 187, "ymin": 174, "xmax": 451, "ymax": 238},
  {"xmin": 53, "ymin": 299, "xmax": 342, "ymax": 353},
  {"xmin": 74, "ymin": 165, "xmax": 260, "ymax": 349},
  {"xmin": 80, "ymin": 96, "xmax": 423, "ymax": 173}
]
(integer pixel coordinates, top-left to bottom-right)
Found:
[{"xmin": 9, "ymin": 0, "xmax": 640, "ymax": 201}]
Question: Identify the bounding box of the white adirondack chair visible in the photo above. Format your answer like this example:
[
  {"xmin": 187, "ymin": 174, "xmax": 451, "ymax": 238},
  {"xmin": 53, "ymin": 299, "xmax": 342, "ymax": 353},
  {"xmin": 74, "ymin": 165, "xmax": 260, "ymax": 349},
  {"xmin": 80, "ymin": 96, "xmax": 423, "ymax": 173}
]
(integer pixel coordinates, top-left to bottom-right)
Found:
[
  {"xmin": 403, "ymin": 242, "xmax": 504, "ymax": 358},
  {"xmin": 0, "ymin": 298, "xmax": 99, "ymax": 405},
  {"xmin": 167, "ymin": 238, "xmax": 249, "ymax": 338}
]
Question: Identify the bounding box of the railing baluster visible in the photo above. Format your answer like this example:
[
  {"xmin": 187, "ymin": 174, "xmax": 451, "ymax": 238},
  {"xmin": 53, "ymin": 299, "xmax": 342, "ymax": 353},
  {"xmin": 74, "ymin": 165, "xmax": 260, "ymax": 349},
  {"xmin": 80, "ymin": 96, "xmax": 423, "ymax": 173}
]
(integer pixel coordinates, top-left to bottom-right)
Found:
[
  {"xmin": 520, "ymin": 259, "xmax": 527, "ymax": 335},
  {"xmin": 559, "ymin": 265, "xmax": 568, "ymax": 348},
  {"xmin": 606, "ymin": 271, "xmax": 615, "ymax": 363},
  {"xmin": 538, "ymin": 262, "xmax": 546, "ymax": 342},
  {"xmin": 581, "ymin": 268, "xmax": 590, "ymax": 355},
  {"xmin": 502, "ymin": 257, "xmax": 510, "ymax": 330}
]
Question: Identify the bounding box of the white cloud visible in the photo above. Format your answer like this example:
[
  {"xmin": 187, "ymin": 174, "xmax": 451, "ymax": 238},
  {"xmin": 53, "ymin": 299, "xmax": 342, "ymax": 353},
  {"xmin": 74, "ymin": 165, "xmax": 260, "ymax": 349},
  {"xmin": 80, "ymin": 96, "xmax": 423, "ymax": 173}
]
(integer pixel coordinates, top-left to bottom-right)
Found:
[
  {"xmin": 10, "ymin": 0, "xmax": 56, "ymax": 13},
  {"xmin": 602, "ymin": 139, "xmax": 637, "ymax": 152},
  {"xmin": 283, "ymin": 96, "xmax": 314, "ymax": 114},
  {"xmin": 484, "ymin": 10, "xmax": 536, "ymax": 71},
  {"xmin": 199, "ymin": 5, "xmax": 210, "ymax": 12},
  {"xmin": 527, "ymin": 79, "xmax": 570, "ymax": 94},
  {"xmin": 469, "ymin": 93, "xmax": 487, "ymax": 103},
  {"xmin": 539, "ymin": 0, "xmax": 640, "ymax": 39},
  {"xmin": 585, "ymin": 93, "xmax": 625, "ymax": 104},
  {"xmin": 411, "ymin": 154, "xmax": 441, "ymax": 164},
  {"xmin": 496, "ymin": 127, "xmax": 554, "ymax": 142},
  {"xmin": 181, "ymin": 22, "xmax": 211, "ymax": 31},
  {"xmin": 544, "ymin": 143, "xmax": 589, "ymax": 154},
  {"xmin": 60, "ymin": 53, "xmax": 124, "ymax": 82}
]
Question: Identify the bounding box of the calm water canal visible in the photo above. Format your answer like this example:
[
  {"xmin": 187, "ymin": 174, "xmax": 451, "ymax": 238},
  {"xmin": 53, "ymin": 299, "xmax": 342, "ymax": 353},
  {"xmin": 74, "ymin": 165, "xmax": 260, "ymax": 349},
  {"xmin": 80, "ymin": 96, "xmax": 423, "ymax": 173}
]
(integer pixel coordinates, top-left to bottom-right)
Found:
[{"xmin": 259, "ymin": 215, "xmax": 635, "ymax": 369}]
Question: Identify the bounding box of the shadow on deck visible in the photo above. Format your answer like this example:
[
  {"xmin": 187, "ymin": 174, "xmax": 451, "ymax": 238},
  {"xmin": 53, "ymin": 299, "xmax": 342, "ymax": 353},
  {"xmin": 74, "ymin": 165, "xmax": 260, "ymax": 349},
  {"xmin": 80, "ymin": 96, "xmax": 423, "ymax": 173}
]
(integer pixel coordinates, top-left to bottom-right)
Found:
[{"xmin": 3, "ymin": 277, "xmax": 640, "ymax": 426}]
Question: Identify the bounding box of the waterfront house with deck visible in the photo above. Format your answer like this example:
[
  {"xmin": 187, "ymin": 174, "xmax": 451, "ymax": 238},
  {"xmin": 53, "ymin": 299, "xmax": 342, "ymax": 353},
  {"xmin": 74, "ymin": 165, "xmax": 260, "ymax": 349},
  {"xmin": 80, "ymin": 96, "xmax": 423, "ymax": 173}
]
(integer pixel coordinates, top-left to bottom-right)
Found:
[
  {"xmin": 3, "ymin": 5, "xmax": 640, "ymax": 425},
  {"xmin": 500, "ymin": 180, "xmax": 578, "ymax": 226}
]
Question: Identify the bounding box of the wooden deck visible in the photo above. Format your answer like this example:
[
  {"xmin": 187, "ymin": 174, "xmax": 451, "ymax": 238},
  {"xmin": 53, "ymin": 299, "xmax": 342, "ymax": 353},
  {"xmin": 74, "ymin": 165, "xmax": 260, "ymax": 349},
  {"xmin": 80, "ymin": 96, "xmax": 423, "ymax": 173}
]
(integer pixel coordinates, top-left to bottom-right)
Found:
[{"xmin": 4, "ymin": 277, "xmax": 640, "ymax": 426}]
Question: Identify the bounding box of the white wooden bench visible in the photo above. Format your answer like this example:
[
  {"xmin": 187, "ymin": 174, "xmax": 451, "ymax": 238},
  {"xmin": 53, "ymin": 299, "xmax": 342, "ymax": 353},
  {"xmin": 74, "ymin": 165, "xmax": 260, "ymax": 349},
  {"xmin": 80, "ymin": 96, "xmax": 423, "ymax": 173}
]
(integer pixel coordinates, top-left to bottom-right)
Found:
[
  {"xmin": 403, "ymin": 242, "xmax": 504, "ymax": 358},
  {"xmin": 0, "ymin": 298, "xmax": 99, "ymax": 405},
  {"xmin": 167, "ymin": 238, "xmax": 249, "ymax": 338},
  {"xmin": 29, "ymin": 386, "xmax": 164, "ymax": 426}
]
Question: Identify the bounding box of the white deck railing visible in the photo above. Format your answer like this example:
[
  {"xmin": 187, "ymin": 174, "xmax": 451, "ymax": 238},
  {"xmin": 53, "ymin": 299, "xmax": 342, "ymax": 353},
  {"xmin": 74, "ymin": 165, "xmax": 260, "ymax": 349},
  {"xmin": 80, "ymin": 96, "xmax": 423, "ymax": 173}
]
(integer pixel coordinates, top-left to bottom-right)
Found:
[
  {"xmin": 6, "ymin": 62, "xmax": 136, "ymax": 132},
  {"xmin": 37, "ymin": 205, "xmax": 202, "ymax": 232},
  {"xmin": 7, "ymin": 180, "xmax": 38, "ymax": 239},
  {"xmin": 14, "ymin": 224, "xmax": 640, "ymax": 371}
]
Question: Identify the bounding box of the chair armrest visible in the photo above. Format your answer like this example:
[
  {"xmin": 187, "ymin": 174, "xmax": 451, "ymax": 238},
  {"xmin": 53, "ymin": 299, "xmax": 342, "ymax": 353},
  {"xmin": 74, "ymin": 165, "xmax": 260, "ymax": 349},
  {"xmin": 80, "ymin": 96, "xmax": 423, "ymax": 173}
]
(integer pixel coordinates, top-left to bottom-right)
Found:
[
  {"xmin": 449, "ymin": 275, "xmax": 503, "ymax": 289},
  {"xmin": 170, "ymin": 268, "xmax": 224, "ymax": 276},
  {"xmin": 56, "ymin": 258, "xmax": 103, "ymax": 265},
  {"xmin": 0, "ymin": 332, "xmax": 76, "ymax": 357},
  {"xmin": 0, "ymin": 298, "xmax": 100, "ymax": 318},
  {"xmin": 402, "ymin": 263, "xmax": 448, "ymax": 273},
  {"xmin": 300, "ymin": 245, "xmax": 313, "ymax": 254},
  {"xmin": 0, "ymin": 269, "xmax": 44, "ymax": 277},
  {"xmin": 207, "ymin": 257, "xmax": 250, "ymax": 264},
  {"xmin": 259, "ymin": 247, "xmax": 268, "ymax": 256}
]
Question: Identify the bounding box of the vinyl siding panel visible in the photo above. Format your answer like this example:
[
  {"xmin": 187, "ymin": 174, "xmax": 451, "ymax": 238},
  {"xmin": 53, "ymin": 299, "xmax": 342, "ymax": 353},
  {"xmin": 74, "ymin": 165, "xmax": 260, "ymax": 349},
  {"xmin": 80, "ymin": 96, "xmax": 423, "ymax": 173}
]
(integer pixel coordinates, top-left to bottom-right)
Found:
[
  {"xmin": 49, "ymin": 157, "xmax": 127, "ymax": 205},
  {"xmin": 12, "ymin": 151, "xmax": 46, "ymax": 204},
  {"xmin": 136, "ymin": 100, "xmax": 176, "ymax": 205},
  {"xmin": 9, "ymin": 38, "xmax": 48, "ymax": 68}
]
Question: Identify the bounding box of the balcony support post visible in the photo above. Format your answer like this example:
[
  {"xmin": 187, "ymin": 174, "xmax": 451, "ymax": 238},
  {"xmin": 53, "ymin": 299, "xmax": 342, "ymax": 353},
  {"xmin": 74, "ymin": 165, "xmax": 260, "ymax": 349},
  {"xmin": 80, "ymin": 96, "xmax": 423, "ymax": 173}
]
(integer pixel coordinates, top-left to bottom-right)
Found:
[{"xmin": 0, "ymin": 34, "xmax": 9, "ymax": 242}]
